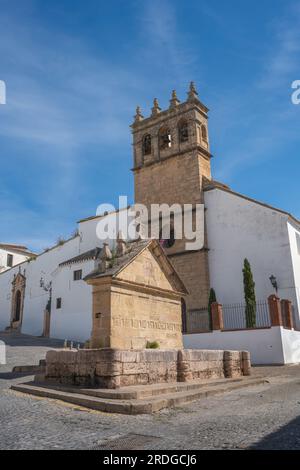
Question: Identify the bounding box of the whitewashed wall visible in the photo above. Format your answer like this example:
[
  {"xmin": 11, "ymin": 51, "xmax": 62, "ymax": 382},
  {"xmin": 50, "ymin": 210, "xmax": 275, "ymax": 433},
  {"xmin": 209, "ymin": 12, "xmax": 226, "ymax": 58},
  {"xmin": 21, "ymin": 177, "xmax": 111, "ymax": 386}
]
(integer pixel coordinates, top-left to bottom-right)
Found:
[
  {"xmin": 50, "ymin": 260, "xmax": 94, "ymax": 342},
  {"xmin": 184, "ymin": 327, "xmax": 300, "ymax": 365},
  {"xmin": 287, "ymin": 221, "xmax": 300, "ymax": 328},
  {"xmin": 184, "ymin": 329, "xmax": 285, "ymax": 364},
  {"xmin": 0, "ymin": 248, "xmax": 30, "ymax": 273},
  {"xmin": 281, "ymin": 327, "xmax": 300, "ymax": 363},
  {"xmin": 0, "ymin": 236, "xmax": 81, "ymax": 336},
  {"xmin": 0, "ymin": 209, "xmax": 136, "ymax": 341},
  {"xmin": 78, "ymin": 207, "xmax": 133, "ymax": 253},
  {"xmin": 205, "ymin": 189, "xmax": 300, "ymax": 326}
]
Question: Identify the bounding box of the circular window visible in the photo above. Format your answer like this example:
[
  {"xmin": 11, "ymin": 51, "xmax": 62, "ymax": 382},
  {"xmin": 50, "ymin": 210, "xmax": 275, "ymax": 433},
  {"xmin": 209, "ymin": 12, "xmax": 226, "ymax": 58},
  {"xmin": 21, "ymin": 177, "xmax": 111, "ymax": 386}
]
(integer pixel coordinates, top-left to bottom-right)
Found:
[{"xmin": 159, "ymin": 228, "xmax": 175, "ymax": 248}]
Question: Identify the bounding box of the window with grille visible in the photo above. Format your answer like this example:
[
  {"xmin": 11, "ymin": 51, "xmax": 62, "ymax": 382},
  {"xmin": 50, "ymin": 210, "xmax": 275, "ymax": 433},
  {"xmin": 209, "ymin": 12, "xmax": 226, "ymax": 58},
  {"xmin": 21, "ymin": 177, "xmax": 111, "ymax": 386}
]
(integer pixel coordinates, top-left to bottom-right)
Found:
[
  {"xmin": 73, "ymin": 269, "xmax": 82, "ymax": 281},
  {"xmin": 7, "ymin": 254, "xmax": 13, "ymax": 267}
]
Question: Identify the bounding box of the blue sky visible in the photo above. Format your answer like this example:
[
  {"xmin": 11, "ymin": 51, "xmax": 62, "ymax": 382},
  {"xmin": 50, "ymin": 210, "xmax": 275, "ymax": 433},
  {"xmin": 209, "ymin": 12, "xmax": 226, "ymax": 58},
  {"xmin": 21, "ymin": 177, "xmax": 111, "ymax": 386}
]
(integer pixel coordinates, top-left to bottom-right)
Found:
[{"xmin": 0, "ymin": 0, "xmax": 300, "ymax": 252}]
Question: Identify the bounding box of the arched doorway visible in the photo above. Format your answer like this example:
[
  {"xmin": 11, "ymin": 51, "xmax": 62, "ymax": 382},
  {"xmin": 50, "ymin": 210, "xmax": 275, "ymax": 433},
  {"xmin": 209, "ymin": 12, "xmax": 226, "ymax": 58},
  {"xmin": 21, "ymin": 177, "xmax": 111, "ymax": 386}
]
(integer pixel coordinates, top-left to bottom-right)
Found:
[
  {"xmin": 14, "ymin": 290, "xmax": 22, "ymax": 322},
  {"xmin": 10, "ymin": 272, "xmax": 26, "ymax": 330}
]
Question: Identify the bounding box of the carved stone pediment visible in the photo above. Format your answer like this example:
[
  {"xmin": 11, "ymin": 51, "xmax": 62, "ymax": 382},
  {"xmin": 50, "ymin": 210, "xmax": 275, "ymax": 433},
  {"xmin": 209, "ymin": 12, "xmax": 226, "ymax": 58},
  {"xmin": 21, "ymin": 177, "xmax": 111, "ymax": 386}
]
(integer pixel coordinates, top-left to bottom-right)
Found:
[
  {"xmin": 10, "ymin": 271, "xmax": 26, "ymax": 330},
  {"xmin": 12, "ymin": 272, "xmax": 26, "ymax": 287}
]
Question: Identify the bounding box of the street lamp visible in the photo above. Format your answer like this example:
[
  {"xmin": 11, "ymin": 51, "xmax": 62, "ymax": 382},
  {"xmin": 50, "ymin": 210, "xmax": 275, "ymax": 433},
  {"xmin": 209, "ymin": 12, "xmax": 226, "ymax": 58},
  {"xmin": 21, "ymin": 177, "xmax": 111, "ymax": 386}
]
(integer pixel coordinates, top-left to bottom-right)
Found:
[
  {"xmin": 40, "ymin": 277, "xmax": 52, "ymax": 312},
  {"xmin": 269, "ymin": 275, "xmax": 278, "ymax": 293}
]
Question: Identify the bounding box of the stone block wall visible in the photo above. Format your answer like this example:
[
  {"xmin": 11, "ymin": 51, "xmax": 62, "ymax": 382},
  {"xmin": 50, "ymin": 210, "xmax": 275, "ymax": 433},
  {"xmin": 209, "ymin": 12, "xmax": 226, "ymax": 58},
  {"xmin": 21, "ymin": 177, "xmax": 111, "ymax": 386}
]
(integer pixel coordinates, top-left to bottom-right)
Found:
[
  {"xmin": 178, "ymin": 349, "xmax": 226, "ymax": 381},
  {"xmin": 44, "ymin": 348, "xmax": 251, "ymax": 389}
]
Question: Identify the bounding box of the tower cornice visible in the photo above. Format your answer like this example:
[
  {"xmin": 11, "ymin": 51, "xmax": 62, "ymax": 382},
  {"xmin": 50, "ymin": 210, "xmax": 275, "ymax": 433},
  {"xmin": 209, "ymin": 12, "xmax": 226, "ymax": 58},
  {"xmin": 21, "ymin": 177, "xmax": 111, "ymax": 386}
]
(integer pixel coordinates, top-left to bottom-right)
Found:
[
  {"xmin": 131, "ymin": 144, "xmax": 212, "ymax": 172},
  {"xmin": 130, "ymin": 100, "xmax": 209, "ymax": 132}
]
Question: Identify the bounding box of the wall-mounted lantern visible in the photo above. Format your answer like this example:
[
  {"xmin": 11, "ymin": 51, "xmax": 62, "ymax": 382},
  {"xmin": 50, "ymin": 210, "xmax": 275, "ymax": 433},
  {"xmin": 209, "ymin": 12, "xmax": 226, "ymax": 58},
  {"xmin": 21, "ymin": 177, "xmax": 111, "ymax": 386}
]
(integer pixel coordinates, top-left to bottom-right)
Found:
[{"xmin": 269, "ymin": 275, "xmax": 278, "ymax": 293}]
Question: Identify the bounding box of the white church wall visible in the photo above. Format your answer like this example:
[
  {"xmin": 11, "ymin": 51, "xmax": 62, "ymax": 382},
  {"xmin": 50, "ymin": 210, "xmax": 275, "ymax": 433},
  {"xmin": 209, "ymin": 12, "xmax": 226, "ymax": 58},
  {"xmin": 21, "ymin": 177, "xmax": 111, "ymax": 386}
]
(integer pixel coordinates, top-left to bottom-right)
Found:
[
  {"xmin": 0, "ymin": 235, "xmax": 87, "ymax": 337},
  {"xmin": 12, "ymin": 236, "xmax": 81, "ymax": 337},
  {"xmin": 0, "ymin": 267, "xmax": 14, "ymax": 330},
  {"xmin": 50, "ymin": 260, "xmax": 94, "ymax": 343},
  {"xmin": 78, "ymin": 207, "xmax": 135, "ymax": 253},
  {"xmin": 0, "ymin": 208, "xmax": 137, "ymax": 340},
  {"xmin": 287, "ymin": 221, "xmax": 300, "ymax": 327},
  {"xmin": 183, "ymin": 328, "xmax": 285, "ymax": 364},
  {"xmin": 78, "ymin": 217, "xmax": 103, "ymax": 253},
  {"xmin": 205, "ymin": 189, "xmax": 296, "ymax": 311},
  {"xmin": 280, "ymin": 327, "xmax": 300, "ymax": 363}
]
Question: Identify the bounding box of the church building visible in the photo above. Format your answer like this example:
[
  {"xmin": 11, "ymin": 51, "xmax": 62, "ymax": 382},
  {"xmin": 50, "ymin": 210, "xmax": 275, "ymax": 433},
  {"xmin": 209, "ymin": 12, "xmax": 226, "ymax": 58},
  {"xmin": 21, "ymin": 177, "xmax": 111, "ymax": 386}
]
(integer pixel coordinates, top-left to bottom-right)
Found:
[{"xmin": 0, "ymin": 82, "xmax": 300, "ymax": 364}]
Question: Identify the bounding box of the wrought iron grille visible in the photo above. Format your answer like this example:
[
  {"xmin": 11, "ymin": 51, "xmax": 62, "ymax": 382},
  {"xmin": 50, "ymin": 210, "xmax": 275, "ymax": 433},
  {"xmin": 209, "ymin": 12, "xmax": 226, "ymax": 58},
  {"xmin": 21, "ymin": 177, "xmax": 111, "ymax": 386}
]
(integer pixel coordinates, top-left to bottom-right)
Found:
[
  {"xmin": 222, "ymin": 300, "xmax": 271, "ymax": 330},
  {"xmin": 185, "ymin": 308, "xmax": 211, "ymax": 333}
]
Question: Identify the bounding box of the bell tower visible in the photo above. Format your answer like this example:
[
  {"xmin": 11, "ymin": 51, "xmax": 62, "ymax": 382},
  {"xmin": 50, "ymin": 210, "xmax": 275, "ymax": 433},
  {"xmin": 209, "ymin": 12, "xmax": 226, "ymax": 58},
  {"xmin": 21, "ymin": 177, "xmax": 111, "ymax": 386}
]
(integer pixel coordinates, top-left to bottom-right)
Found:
[{"xmin": 131, "ymin": 82, "xmax": 212, "ymax": 315}]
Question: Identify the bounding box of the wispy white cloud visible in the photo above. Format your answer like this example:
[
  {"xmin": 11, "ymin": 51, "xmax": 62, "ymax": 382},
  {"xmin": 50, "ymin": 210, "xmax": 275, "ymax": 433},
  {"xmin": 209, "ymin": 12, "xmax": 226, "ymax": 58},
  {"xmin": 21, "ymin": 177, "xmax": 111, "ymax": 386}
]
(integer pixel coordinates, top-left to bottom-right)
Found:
[
  {"xmin": 0, "ymin": 0, "xmax": 195, "ymax": 251},
  {"xmin": 134, "ymin": 0, "xmax": 200, "ymax": 102},
  {"xmin": 258, "ymin": 3, "xmax": 300, "ymax": 90},
  {"xmin": 213, "ymin": 1, "xmax": 300, "ymax": 189}
]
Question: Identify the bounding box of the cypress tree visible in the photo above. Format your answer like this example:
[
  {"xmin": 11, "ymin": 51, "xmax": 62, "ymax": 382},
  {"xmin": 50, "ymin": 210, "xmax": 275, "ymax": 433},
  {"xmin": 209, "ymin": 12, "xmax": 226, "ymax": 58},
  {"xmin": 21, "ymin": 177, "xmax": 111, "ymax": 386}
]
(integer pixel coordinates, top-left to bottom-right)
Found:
[
  {"xmin": 208, "ymin": 288, "xmax": 217, "ymax": 330},
  {"xmin": 243, "ymin": 258, "xmax": 256, "ymax": 328}
]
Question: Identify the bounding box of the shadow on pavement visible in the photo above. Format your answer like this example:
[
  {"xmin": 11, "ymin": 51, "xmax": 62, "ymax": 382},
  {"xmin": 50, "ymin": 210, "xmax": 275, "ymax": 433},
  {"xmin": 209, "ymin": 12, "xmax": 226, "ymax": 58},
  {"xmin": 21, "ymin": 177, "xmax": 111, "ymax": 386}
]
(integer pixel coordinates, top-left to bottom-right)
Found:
[
  {"xmin": 0, "ymin": 332, "xmax": 65, "ymax": 348},
  {"xmin": 0, "ymin": 371, "xmax": 35, "ymax": 381},
  {"xmin": 250, "ymin": 415, "xmax": 300, "ymax": 450}
]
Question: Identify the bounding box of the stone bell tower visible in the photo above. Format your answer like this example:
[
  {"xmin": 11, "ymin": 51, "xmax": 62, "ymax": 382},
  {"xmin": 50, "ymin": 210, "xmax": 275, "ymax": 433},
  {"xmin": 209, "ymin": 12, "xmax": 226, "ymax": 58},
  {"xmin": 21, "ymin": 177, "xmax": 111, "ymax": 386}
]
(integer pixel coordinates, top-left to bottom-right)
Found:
[{"xmin": 131, "ymin": 82, "xmax": 212, "ymax": 316}]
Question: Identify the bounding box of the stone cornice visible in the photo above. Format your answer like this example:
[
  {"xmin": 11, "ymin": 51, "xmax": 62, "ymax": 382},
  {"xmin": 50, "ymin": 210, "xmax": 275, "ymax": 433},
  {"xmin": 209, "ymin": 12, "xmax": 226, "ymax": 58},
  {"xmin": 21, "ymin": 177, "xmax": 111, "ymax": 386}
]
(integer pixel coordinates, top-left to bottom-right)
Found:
[
  {"xmin": 168, "ymin": 247, "xmax": 209, "ymax": 258},
  {"xmin": 111, "ymin": 277, "xmax": 186, "ymax": 299},
  {"xmin": 131, "ymin": 100, "xmax": 209, "ymax": 133},
  {"xmin": 132, "ymin": 145, "xmax": 212, "ymax": 172}
]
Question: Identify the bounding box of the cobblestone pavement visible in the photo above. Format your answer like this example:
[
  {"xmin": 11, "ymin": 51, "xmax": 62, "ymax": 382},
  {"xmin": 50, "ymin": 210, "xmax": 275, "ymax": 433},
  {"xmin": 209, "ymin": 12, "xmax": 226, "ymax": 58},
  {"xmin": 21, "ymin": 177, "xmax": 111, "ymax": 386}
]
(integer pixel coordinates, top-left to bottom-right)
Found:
[{"xmin": 1, "ymin": 332, "xmax": 300, "ymax": 450}]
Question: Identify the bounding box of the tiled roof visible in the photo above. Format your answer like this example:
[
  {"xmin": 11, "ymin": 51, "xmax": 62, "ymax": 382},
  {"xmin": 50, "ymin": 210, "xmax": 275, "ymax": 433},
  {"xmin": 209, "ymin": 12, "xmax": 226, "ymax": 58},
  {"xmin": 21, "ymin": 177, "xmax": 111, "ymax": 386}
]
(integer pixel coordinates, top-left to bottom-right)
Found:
[
  {"xmin": 59, "ymin": 248, "xmax": 101, "ymax": 267},
  {"xmin": 84, "ymin": 239, "xmax": 149, "ymax": 280},
  {"xmin": 0, "ymin": 243, "xmax": 36, "ymax": 256},
  {"xmin": 84, "ymin": 238, "xmax": 188, "ymax": 295}
]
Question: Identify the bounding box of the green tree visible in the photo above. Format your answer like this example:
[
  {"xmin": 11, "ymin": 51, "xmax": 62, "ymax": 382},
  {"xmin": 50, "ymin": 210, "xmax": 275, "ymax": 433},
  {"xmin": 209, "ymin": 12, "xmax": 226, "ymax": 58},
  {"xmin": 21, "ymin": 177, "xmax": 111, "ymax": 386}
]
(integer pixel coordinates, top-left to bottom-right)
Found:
[
  {"xmin": 208, "ymin": 288, "xmax": 217, "ymax": 330},
  {"xmin": 243, "ymin": 258, "xmax": 256, "ymax": 328}
]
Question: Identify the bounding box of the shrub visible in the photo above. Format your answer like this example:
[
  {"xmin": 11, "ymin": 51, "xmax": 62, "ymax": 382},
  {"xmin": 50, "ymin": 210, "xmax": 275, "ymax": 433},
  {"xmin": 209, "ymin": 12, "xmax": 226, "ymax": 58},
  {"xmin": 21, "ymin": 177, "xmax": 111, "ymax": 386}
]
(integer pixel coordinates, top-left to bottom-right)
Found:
[
  {"xmin": 146, "ymin": 340, "xmax": 159, "ymax": 349},
  {"xmin": 56, "ymin": 237, "xmax": 65, "ymax": 246},
  {"xmin": 208, "ymin": 288, "xmax": 217, "ymax": 329},
  {"xmin": 72, "ymin": 228, "xmax": 79, "ymax": 238}
]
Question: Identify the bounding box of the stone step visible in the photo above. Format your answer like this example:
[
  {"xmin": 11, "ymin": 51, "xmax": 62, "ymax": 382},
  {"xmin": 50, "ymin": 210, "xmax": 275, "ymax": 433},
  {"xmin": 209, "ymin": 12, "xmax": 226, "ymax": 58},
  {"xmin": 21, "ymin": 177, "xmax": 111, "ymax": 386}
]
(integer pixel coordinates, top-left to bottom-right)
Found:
[
  {"xmin": 12, "ymin": 360, "xmax": 46, "ymax": 374},
  {"xmin": 34, "ymin": 376, "xmax": 249, "ymax": 400},
  {"xmin": 11, "ymin": 377, "xmax": 266, "ymax": 414}
]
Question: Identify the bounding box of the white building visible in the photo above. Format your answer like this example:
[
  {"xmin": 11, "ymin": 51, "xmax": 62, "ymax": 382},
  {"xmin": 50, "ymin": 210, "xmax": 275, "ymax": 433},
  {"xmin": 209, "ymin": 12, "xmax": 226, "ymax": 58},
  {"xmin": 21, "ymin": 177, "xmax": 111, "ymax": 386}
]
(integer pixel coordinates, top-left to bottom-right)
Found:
[
  {"xmin": 0, "ymin": 208, "xmax": 135, "ymax": 342},
  {"xmin": 0, "ymin": 244, "xmax": 36, "ymax": 273},
  {"xmin": 204, "ymin": 182, "xmax": 300, "ymax": 330},
  {"xmin": 1, "ymin": 84, "xmax": 300, "ymax": 364},
  {"xmin": 183, "ymin": 181, "xmax": 300, "ymax": 364},
  {"xmin": 1, "ymin": 188, "xmax": 300, "ymax": 360}
]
